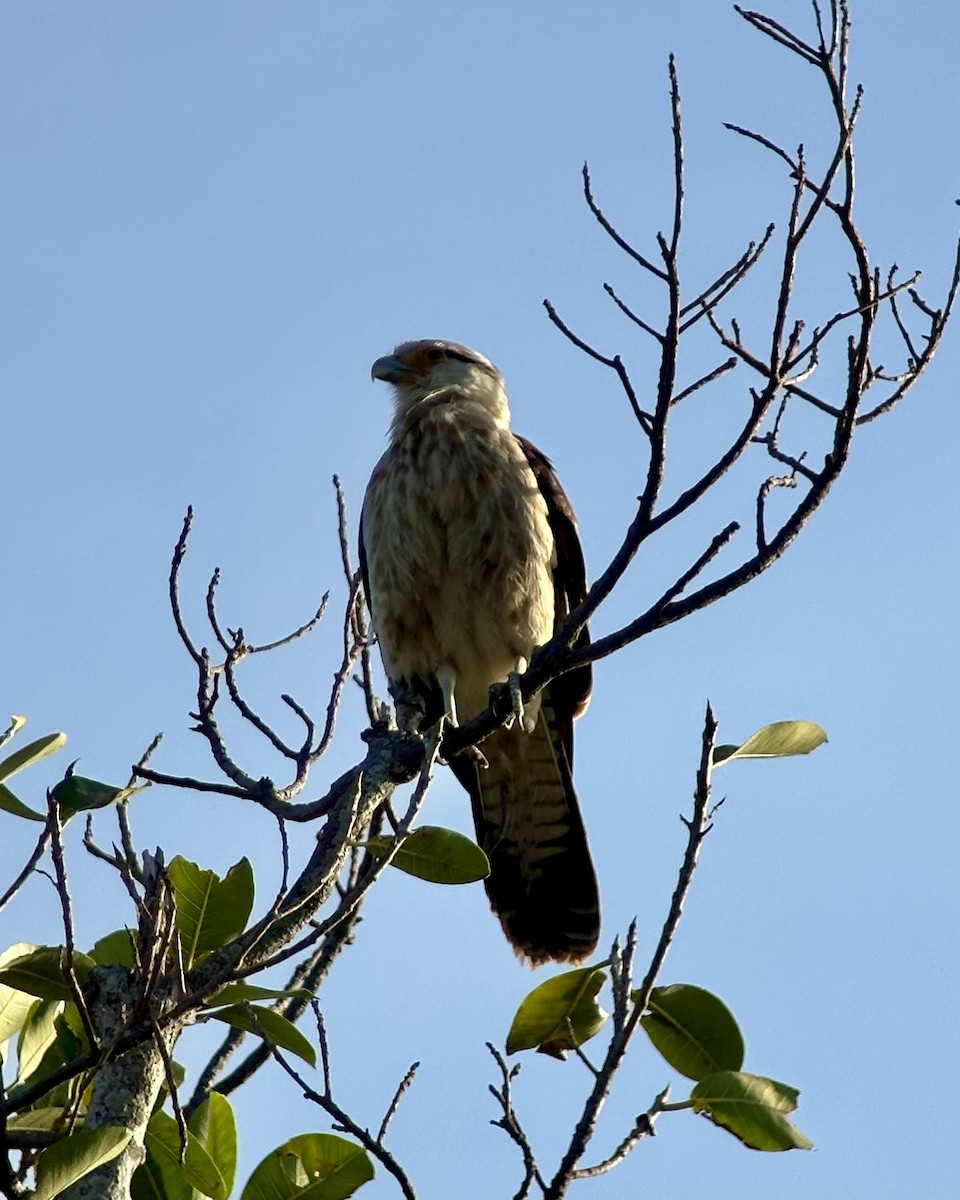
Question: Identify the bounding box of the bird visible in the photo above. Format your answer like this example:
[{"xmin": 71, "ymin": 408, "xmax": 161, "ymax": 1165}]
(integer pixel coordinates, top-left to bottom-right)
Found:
[{"xmin": 359, "ymin": 339, "xmax": 599, "ymax": 966}]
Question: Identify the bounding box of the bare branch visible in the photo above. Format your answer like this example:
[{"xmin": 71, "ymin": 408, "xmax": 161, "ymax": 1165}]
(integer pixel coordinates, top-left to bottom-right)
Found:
[
  {"xmin": 204, "ymin": 567, "xmax": 232, "ymax": 655},
  {"xmin": 46, "ymin": 790, "xmax": 98, "ymax": 1050},
  {"xmin": 756, "ymin": 472, "xmax": 799, "ymax": 553},
  {"xmin": 486, "ymin": 1043, "xmax": 545, "ymax": 1200},
  {"xmin": 735, "ymin": 5, "xmax": 822, "ymax": 66},
  {"xmin": 245, "ymin": 597, "xmax": 328, "ymax": 655},
  {"xmin": 269, "ymin": 1009, "xmax": 419, "ymax": 1200},
  {"xmin": 581, "ymin": 162, "xmax": 668, "ymax": 281},
  {"xmin": 378, "ymin": 1061, "xmax": 420, "ymax": 1145},
  {"xmin": 169, "ymin": 507, "xmax": 204, "ymax": 668},
  {"xmin": 672, "ymin": 357, "xmax": 737, "ymax": 405},
  {"xmin": 602, "ymin": 283, "xmax": 664, "ymax": 344},
  {"xmin": 543, "ymin": 300, "xmax": 652, "ymax": 434},
  {"xmin": 543, "ymin": 706, "xmax": 718, "ymax": 1196},
  {"xmin": 679, "ymin": 223, "xmax": 776, "ymax": 331},
  {"xmin": 0, "ymin": 823, "xmax": 51, "ymax": 914},
  {"xmin": 572, "ymin": 1085, "xmax": 670, "ymax": 1179}
]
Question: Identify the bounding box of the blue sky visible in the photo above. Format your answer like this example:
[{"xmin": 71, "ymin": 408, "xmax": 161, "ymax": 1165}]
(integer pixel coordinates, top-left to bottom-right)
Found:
[{"xmin": 2, "ymin": 2, "xmax": 958, "ymax": 1197}]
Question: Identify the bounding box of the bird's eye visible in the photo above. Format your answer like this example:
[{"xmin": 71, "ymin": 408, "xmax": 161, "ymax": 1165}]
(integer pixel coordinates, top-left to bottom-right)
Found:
[{"xmin": 426, "ymin": 348, "xmax": 444, "ymax": 362}]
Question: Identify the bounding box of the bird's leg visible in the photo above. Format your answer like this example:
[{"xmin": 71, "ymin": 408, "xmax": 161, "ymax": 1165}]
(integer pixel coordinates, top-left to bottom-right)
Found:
[
  {"xmin": 435, "ymin": 664, "xmax": 488, "ymax": 768},
  {"xmin": 436, "ymin": 664, "xmax": 459, "ymax": 727}
]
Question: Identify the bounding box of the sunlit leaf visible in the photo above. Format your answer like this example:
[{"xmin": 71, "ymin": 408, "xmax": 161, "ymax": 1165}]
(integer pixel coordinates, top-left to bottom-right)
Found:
[
  {"xmin": 169, "ymin": 857, "xmax": 255, "ymax": 969},
  {"xmin": 240, "ymin": 1132, "xmax": 374, "ymax": 1200},
  {"xmin": 5, "ymin": 1107, "xmax": 70, "ymax": 1134},
  {"xmin": 0, "ymin": 946, "xmax": 95, "ymax": 1001},
  {"xmin": 0, "ymin": 715, "xmax": 27, "ymax": 749},
  {"xmin": 17, "ymin": 998, "xmax": 64, "ymax": 1082},
  {"xmin": 366, "ymin": 825, "xmax": 490, "ymax": 884},
  {"xmin": 33, "ymin": 1126, "xmax": 132, "ymax": 1200},
  {"xmin": 0, "ymin": 782, "xmax": 44, "ymax": 822},
  {"xmin": 0, "ymin": 943, "xmax": 39, "ymax": 1044},
  {"xmin": 640, "ymin": 984, "xmax": 744, "ymax": 1080},
  {"xmin": 190, "ymin": 1092, "xmax": 237, "ymax": 1198},
  {"xmin": 91, "ymin": 929, "xmax": 137, "ymax": 968},
  {"xmin": 713, "ymin": 720, "xmax": 827, "ymax": 765},
  {"xmin": 10, "ymin": 1005, "xmax": 88, "ymax": 1105},
  {"xmin": 3, "ymin": 1004, "xmax": 87, "ymax": 1112},
  {"xmin": 135, "ymin": 1109, "xmax": 228, "ymax": 1199},
  {"xmin": 506, "ymin": 966, "xmax": 608, "ymax": 1058},
  {"xmin": 691, "ymin": 1070, "xmax": 814, "ymax": 1151},
  {"xmin": 210, "ymin": 1005, "xmax": 316, "ymax": 1067},
  {"xmin": 0, "ymin": 732, "xmax": 67, "ymax": 784},
  {"xmin": 206, "ymin": 983, "xmax": 312, "ymax": 1008}
]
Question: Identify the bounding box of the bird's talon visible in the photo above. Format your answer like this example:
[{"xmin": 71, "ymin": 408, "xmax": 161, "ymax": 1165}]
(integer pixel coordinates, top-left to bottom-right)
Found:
[
  {"xmin": 508, "ymin": 671, "xmax": 525, "ymax": 723},
  {"xmin": 464, "ymin": 745, "xmax": 489, "ymax": 770}
]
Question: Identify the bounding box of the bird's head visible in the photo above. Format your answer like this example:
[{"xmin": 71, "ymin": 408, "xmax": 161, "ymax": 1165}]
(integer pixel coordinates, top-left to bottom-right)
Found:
[{"xmin": 371, "ymin": 340, "xmax": 509, "ymax": 430}]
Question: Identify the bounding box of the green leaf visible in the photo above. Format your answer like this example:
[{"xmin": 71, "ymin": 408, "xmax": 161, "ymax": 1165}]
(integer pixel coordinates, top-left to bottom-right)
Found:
[
  {"xmin": 60, "ymin": 1001, "xmax": 94, "ymax": 1051},
  {"xmin": 168, "ymin": 856, "xmax": 255, "ymax": 969},
  {"xmin": 51, "ymin": 773, "xmax": 139, "ymax": 819},
  {"xmin": 0, "ymin": 946, "xmax": 95, "ymax": 1001},
  {"xmin": 691, "ymin": 1070, "xmax": 814, "ymax": 1151},
  {"xmin": 366, "ymin": 825, "xmax": 490, "ymax": 884},
  {"xmin": 205, "ymin": 982, "xmax": 312, "ymax": 1008},
  {"xmin": 0, "ymin": 782, "xmax": 45, "ymax": 822},
  {"xmin": 0, "ymin": 732, "xmax": 67, "ymax": 784},
  {"xmin": 135, "ymin": 1109, "xmax": 228, "ymax": 1200},
  {"xmin": 91, "ymin": 929, "xmax": 137, "ymax": 968},
  {"xmin": 33, "ymin": 1125, "xmax": 132, "ymax": 1200},
  {"xmin": 640, "ymin": 984, "xmax": 744, "ymax": 1081},
  {"xmin": 17, "ymin": 998, "xmax": 64, "ymax": 1082},
  {"xmin": 713, "ymin": 720, "xmax": 827, "ymax": 765},
  {"xmin": 8, "ymin": 1007, "xmax": 85, "ymax": 1103},
  {"xmin": 190, "ymin": 1092, "xmax": 237, "ymax": 1198},
  {"xmin": 210, "ymin": 1005, "xmax": 316, "ymax": 1067},
  {"xmin": 506, "ymin": 966, "xmax": 608, "ymax": 1058},
  {"xmin": 4, "ymin": 1006, "xmax": 87, "ymax": 1112},
  {"xmin": 0, "ymin": 943, "xmax": 39, "ymax": 1044},
  {"xmin": 5, "ymin": 1107, "xmax": 70, "ymax": 1134},
  {"xmin": 241, "ymin": 1132, "xmax": 374, "ymax": 1200}
]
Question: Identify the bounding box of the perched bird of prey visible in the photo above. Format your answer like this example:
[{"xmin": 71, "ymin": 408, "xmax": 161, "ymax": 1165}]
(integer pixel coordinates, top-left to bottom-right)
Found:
[{"xmin": 359, "ymin": 339, "xmax": 599, "ymax": 965}]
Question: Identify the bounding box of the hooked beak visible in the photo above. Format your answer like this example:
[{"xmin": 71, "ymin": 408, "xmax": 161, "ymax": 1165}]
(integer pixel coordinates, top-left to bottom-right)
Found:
[{"xmin": 371, "ymin": 355, "xmax": 410, "ymax": 384}]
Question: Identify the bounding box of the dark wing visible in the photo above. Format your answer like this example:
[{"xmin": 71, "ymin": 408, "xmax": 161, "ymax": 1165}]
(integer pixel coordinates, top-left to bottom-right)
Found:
[{"xmin": 514, "ymin": 434, "xmax": 592, "ymax": 761}]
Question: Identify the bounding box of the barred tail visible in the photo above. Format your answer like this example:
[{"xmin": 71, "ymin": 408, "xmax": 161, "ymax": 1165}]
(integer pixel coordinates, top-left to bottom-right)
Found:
[{"xmin": 452, "ymin": 690, "xmax": 599, "ymax": 965}]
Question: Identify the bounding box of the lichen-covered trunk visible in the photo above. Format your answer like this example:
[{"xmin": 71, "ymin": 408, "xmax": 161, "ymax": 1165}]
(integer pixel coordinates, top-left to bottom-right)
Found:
[{"xmin": 60, "ymin": 965, "xmax": 184, "ymax": 1200}]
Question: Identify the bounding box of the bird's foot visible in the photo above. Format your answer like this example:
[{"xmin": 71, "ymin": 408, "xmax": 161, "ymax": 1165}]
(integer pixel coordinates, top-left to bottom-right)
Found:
[
  {"xmin": 389, "ymin": 679, "xmax": 428, "ymax": 734},
  {"xmin": 436, "ymin": 711, "xmax": 488, "ymax": 770},
  {"xmin": 461, "ymin": 743, "xmax": 489, "ymax": 770},
  {"xmin": 508, "ymin": 656, "xmax": 539, "ymax": 733}
]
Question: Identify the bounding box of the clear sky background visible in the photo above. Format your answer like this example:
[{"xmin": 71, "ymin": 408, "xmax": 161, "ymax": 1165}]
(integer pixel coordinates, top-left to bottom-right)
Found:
[{"xmin": 2, "ymin": 3, "xmax": 958, "ymax": 1198}]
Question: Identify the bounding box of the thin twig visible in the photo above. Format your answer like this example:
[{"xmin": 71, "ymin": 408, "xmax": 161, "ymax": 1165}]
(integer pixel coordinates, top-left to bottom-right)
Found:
[
  {"xmin": 0, "ymin": 824, "xmax": 51, "ymax": 914},
  {"xmin": 544, "ymin": 706, "xmax": 718, "ymax": 1197},
  {"xmin": 46, "ymin": 790, "xmax": 98, "ymax": 1050},
  {"xmin": 486, "ymin": 1043, "xmax": 546, "ymax": 1200},
  {"xmin": 271, "ymin": 1030, "xmax": 418, "ymax": 1200},
  {"xmin": 378, "ymin": 1062, "xmax": 420, "ymax": 1144},
  {"xmin": 169, "ymin": 507, "xmax": 204, "ymax": 667},
  {"xmin": 582, "ymin": 162, "xmax": 668, "ymax": 281}
]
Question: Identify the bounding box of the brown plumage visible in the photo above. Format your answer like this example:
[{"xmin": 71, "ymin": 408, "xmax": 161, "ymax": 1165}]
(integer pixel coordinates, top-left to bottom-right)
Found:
[{"xmin": 359, "ymin": 339, "xmax": 598, "ymax": 965}]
